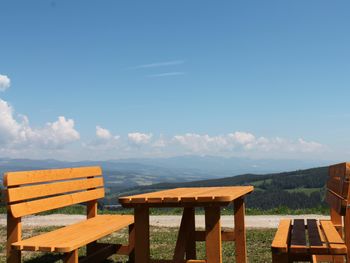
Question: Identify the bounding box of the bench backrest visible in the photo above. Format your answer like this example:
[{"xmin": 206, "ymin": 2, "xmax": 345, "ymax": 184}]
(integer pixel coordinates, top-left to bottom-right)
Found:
[
  {"xmin": 3, "ymin": 166, "xmax": 104, "ymax": 218},
  {"xmin": 326, "ymin": 162, "xmax": 350, "ymax": 216}
]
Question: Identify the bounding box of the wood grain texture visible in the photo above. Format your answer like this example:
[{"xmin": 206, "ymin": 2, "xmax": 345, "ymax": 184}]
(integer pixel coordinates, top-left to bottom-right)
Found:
[
  {"xmin": 320, "ymin": 220, "xmax": 347, "ymax": 254},
  {"xmin": 6, "ymin": 177, "xmax": 104, "ymax": 203},
  {"xmin": 173, "ymin": 208, "xmax": 193, "ymax": 262},
  {"xmin": 134, "ymin": 206, "xmax": 150, "ymax": 263},
  {"xmin": 11, "ymin": 215, "xmax": 133, "ymax": 253},
  {"xmin": 185, "ymin": 207, "xmax": 196, "ymax": 260},
  {"xmin": 64, "ymin": 249, "xmax": 78, "ymax": 263},
  {"xmin": 205, "ymin": 206, "xmax": 222, "ymax": 263},
  {"xmin": 234, "ymin": 197, "xmax": 247, "ymax": 263},
  {"xmin": 271, "ymin": 219, "xmax": 291, "ymax": 253},
  {"xmin": 119, "ymin": 186, "xmax": 253, "ymax": 205},
  {"xmin": 9, "ymin": 188, "xmax": 105, "ymax": 218},
  {"xmin": 4, "ymin": 166, "xmax": 102, "ymax": 187},
  {"xmin": 6, "ymin": 213, "xmax": 21, "ymax": 263}
]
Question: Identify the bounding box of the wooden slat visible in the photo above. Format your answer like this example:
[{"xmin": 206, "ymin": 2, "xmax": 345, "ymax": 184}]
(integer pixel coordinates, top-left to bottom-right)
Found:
[
  {"xmin": 307, "ymin": 219, "xmax": 329, "ymax": 254},
  {"xmin": 11, "ymin": 215, "xmax": 133, "ymax": 252},
  {"xmin": 271, "ymin": 219, "xmax": 291, "ymax": 253},
  {"xmin": 119, "ymin": 186, "xmax": 254, "ymax": 205},
  {"xmin": 307, "ymin": 219, "xmax": 322, "ymax": 247},
  {"xmin": 290, "ymin": 219, "xmax": 307, "ymax": 253},
  {"xmin": 9, "ymin": 188, "xmax": 105, "ymax": 218},
  {"xmin": 329, "ymin": 163, "xmax": 350, "ymax": 180},
  {"xmin": 4, "ymin": 166, "xmax": 102, "ymax": 187},
  {"xmin": 6, "ymin": 178, "xmax": 104, "ymax": 203},
  {"xmin": 320, "ymin": 220, "xmax": 347, "ymax": 254}
]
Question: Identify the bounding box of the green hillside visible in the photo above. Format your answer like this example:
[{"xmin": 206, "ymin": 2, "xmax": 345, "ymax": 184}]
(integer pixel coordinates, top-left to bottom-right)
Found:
[{"xmin": 108, "ymin": 166, "xmax": 329, "ymax": 212}]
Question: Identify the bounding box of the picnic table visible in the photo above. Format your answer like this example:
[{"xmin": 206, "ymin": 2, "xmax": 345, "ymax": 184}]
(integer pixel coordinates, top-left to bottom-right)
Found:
[{"xmin": 119, "ymin": 186, "xmax": 254, "ymax": 263}]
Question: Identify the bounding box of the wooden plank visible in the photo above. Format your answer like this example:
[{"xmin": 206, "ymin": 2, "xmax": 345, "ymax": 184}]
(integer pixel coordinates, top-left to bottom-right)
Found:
[
  {"xmin": 6, "ymin": 213, "xmax": 21, "ymax": 263},
  {"xmin": 4, "ymin": 166, "xmax": 102, "ymax": 187},
  {"xmin": 234, "ymin": 197, "xmax": 247, "ymax": 263},
  {"xmin": 320, "ymin": 220, "xmax": 347, "ymax": 254},
  {"xmin": 119, "ymin": 186, "xmax": 254, "ymax": 205},
  {"xmin": 271, "ymin": 219, "xmax": 291, "ymax": 253},
  {"xmin": 134, "ymin": 206, "xmax": 150, "ymax": 263},
  {"xmin": 205, "ymin": 206, "xmax": 222, "ymax": 263},
  {"xmin": 330, "ymin": 207, "xmax": 343, "ymax": 236},
  {"xmin": 9, "ymin": 188, "xmax": 104, "ymax": 218},
  {"xmin": 6, "ymin": 178, "xmax": 104, "ymax": 203},
  {"xmin": 307, "ymin": 219, "xmax": 322, "ymax": 247},
  {"xmin": 290, "ymin": 219, "xmax": 307, "ymax": 253},
  {"xmin": 11, "ymin": 215, "xmax": 133, "ymax": 252},
  {"xmin": 329, "ymin": 163, "xmax": 350, "ymax": 180}
]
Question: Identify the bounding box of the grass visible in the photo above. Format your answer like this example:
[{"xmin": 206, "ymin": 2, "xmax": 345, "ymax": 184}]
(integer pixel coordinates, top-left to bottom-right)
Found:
[{"xmin": 0, "ymin": 226, "xmax": 276, "ymax": 263}]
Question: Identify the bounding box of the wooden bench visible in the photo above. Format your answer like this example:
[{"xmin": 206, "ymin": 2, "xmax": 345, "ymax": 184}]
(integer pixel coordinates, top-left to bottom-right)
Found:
[
  {"xmin": 3, "ymin": 166, "xmax": 135, "ymax": 263},
  {"xmin": 271, "ymin": 162, "xmax": 350, "ymax": 262}
]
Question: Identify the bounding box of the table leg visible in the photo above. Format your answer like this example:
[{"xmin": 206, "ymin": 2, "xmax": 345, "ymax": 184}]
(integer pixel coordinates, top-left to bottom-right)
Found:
[
  {"xmin": 234, "ymin": 197, "xmax": 247, "ymax": 263},
  {"xmin": 186, "ymin": 207, "xmax": 196, "ymax": 260},
  {"xmin": 174, "ymin": 207, "xmax": 196, "ymax": 262},
  {"xmin": 205, "ymin": 206, "xmax": 222, "ymax": 263},
  {"xmin": 134, "ymin": 206, "xmax": 150, "ymax": 263}
]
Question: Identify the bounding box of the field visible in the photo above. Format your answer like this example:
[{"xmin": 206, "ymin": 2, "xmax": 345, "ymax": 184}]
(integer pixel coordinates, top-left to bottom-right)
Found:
[{"xmin": 0, "ymin": 226, "xmax": 275, "ymax": 263}]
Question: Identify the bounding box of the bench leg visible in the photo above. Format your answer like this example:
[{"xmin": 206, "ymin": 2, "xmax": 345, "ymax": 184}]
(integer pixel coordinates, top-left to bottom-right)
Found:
[
  {"xmin": 65, "ymin": 250, "xmax": 78, "ymax": 263},
  {"xmin": 128, "ymin": 223, "xmax": 135, "ymax": 263},
  {"xmin": 7, "ymin": 214, "xmax": 21, "ymax": 263}
]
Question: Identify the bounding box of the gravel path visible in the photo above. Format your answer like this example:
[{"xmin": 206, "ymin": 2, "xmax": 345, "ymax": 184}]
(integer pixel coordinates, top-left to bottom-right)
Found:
[{"xmin": 0, "ymin": 214, "xmax": 330, "ymax": 228}]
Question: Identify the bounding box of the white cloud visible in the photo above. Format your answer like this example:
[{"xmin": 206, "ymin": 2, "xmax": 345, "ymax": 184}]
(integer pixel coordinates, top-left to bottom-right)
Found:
[
  {"xmin": 228, "ymin": 131, "xmax": 255, "ymax": 144},
  {"xmin": 173, "ymin": 133, "xmax": 228, "ymax": 153},
  {"xmin": 0, "ymin": 98, "xmax": 80, "ymax": 150},
  {"xmin": 128, "ymin": 132, "xmax": 152, "ymax": 145},
  {"xmin": 148, "ymin": 72, "xmax": 185, "ymax": 78},
  {"xmin": 172, "ymin": 132, "xmax": 325, "ymax": 156},
  {"xmin": 130, "ymin": 60, "xmax": 184, "ymax": 69},
  {"xmin": 0, "ymin": 74, "xmax": 10, "ymax": 91},
  {"xmin": 96, "ymin": 126, "xmax": 112, "ymax": 140}
]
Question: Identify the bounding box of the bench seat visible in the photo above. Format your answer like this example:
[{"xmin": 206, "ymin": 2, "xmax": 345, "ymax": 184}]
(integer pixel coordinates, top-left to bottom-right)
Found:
[
  {"xmin": 272, "ymin": 219, "xmax": 347, "ymax": 262},
  {"xmin": 11, "ymin": 215, "xmax": 133, "ymax": 253}
]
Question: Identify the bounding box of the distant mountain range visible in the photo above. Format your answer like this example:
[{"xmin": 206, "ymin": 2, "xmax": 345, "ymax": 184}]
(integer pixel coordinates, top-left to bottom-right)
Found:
[
  {"xmin": 0, "ymin": 157, "xmax": 333, "ymax": 210},
  {"xmin": 0, "ymin": 156, "xmax": 331, "ymax": 189}
]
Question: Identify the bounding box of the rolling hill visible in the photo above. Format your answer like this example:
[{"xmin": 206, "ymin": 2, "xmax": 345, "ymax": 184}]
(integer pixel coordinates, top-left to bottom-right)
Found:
[{"xmin": 109, "ymin": 166, "xmax": 329, "ymax": 210}]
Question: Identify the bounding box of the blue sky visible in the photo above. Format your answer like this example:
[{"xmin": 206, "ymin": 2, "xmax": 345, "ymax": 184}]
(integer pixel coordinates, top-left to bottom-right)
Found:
[{"xmin": 0, "ymin": 1, "xmax": 349, "ymax": 161}]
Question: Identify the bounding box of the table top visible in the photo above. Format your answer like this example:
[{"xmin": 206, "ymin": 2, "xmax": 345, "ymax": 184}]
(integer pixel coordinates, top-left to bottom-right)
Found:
[{"xmin": 119, "ymin": 186, "xmax": 254, "ymax": 206}]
